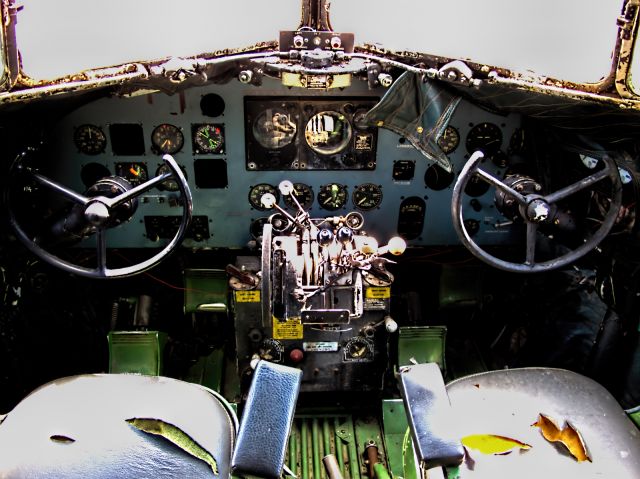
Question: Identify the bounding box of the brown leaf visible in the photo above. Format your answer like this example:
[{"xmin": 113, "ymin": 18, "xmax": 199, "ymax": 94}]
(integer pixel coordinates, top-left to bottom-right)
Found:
[{"xmin": 532, "ymin": 413, "xmax": 591, "ymax": 462}]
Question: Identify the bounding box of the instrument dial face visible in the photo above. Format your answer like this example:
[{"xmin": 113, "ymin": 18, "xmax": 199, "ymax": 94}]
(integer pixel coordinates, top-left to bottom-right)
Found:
[
  {"xmin": 248, "ymin": 183, "xmax": 280, "ymax": 210},
  {"xmin": 317, "ymin": 183, "xmax": 348, "ymax": 211},
  {"xmin": 193, "ymin": 124, "xmax": 225, "ymax": 154},
  {"xmin": 424, "ymin": 165, "xmax": 455, "ymax": 191},
  {"xmin": 344, "ymin": 337, "xmax": 374, "ymax": 361},
  {"xmin": 437, "ymin": 126, "xmax": 460, "ymax": 154},
  {"xmin": 151, "ymin": 124, "xmax": 184, "ymax": 154},
  {"xmin": 155, "ymin": 164, "xmax": 187, "ymax": 192},
  {"xmin": 253, "ymin": 109, "xmax": 297, "ymax": 149},
  {"xmin": 115, "ymin": 162, "xmax": 148, "ymax": 186},
  {"xmin": 74, "ymin": 124, "xmax": 107, "ymax": 155},
  {"xmin": 352, "ymin": 183, "xmax": 383, "ymax": 211},
  {"xmin": 305, "ymin": 111, "xmax": 353, "ymax": 155},
  {"xmin": 283, "ymin": 183, "xmax": 314, "ymax": 210},
  {"xmin": 353, "ymin": 108, "xmax": 372, "ymax": 130},
  {"xmin": 490, "ymin": 150, "xmax": 509, "ymax": 168},
  {"xmin": 466, "ymin": 122, "xmax": 503, "ymax": 155}
]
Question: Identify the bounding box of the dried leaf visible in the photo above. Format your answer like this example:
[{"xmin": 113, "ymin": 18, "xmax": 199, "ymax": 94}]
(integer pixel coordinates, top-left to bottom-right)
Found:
[
  {"xmin": 461, "ymin": 434, "xmax": 531, "ymax": 455},
  {"xmin": 126, "ymin": 417, "xmax": 218, "ymax": 474},
  {"xmin": 50, "ymin": 434, "xmax": 75, "ymax": 444},
  {"xmin": 532, "ymin": 414, "xmax": 591, "ymax": 462}
]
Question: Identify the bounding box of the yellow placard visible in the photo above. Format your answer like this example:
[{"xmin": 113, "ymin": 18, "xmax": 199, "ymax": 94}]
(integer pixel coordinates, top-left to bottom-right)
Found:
[
  {"xmin": 365, "ymin": 287, "xmax": 391, "ymax": 299},
  {"xmin": 273, "ymin": 317, "xmax": 303, "ymax": 340},
  {"xmin": 235, "ymin": 290, "xmax": 261, "ymax": 303}
]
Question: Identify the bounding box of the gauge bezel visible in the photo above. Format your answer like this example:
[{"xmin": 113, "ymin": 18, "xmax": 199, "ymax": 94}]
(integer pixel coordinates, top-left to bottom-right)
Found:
[
  {"xmin": 248, "ymin": 183, "xmax": 280, "ymax": 211},
  {"xmin": 155, "ymin": 163, "xmax": 187, "ymax": 192},
  {"xmin": 74, "ymin": 124, "xmax": 107, "ymax": 155},
  {"xmin": 115, "ymin": 162, "xmax": 149, "ymax": 187},
  {"xmin": 352, "ymin": 183, "xmax": 383, "ymax": 211},
  {"xmin": 192, "ymin": 123, "xmax": 225, "ymax": 154},
  {"xmin": 424, "ymin": 164, "xmax": 455, "ymax": 191},
  {"xmin": 437, "ymin": 125, "xmax": 460, "ymax": 154},
  {"xmin": 283, "ymin": 183, "xmax": 314, "ymax": 210},
  {"xmin": 465, "ymin": 122, "xmax": 503, "ymax": 155},
  {"xmin": 151, "ymin": 123, "xmax": 184, "ymax": 154},
  {"xmin": 317, "ymin": 183, "xmax": 348, "ymax": 211},
  {"xmin": 252, "ymin": 109, "xmax": 298, "ymax": 150},
  {"xmin": 304, "ymin": 111, "xmax": 353, "ymax": 156}
]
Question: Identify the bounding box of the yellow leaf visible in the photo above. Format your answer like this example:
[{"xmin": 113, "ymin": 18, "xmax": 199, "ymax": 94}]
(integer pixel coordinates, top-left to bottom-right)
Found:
[
  {"xmin": 461, "ymin": 434, "xmax": 531, "ymax": 455},
  {"xmin": 532, "ymin": 413, "xmax": 591, "ymax": 462},
  {"xmin": 126, "ymin": 417, "xmax": 218, "ymax": 475}
]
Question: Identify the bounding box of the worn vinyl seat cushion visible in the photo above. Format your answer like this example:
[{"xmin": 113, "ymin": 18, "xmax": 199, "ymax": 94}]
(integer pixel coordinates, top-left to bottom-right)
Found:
[
  {"xmin": 445, "ymin": 368, "xmax": 640, "ymax": 478},
  {"xmin": 0, "ymin": 374, "xmax": 237, "ymax": 479}
]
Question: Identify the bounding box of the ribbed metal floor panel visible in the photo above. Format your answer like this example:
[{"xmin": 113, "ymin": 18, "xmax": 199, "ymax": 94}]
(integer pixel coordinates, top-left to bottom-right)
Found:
[{"xmin": 286, "ymin": 415, "xmax": 362, "ymax": 479}]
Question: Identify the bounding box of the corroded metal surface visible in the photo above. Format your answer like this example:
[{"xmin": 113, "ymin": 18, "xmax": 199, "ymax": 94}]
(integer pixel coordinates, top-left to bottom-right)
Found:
[{"xmin": 1, "ymin": 0, "xmax": 640, "ymax": 112}]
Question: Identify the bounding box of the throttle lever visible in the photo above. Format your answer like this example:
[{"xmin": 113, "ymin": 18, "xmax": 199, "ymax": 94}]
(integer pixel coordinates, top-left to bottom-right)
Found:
[{"xmin": 226, "ymin": 264, "xmax": 259, "ymax": 288}]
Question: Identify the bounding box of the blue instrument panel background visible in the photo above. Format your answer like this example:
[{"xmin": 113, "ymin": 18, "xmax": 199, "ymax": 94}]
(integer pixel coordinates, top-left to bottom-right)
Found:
[{"xmin": 49, "ymin": 77, "xmax": 520, "ymax": 249}]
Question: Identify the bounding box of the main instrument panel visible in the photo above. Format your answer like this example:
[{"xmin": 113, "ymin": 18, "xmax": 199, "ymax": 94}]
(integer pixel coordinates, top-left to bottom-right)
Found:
[{"xmin": 47, "ymin": 77, "xmax": 522, "ymax": 249}]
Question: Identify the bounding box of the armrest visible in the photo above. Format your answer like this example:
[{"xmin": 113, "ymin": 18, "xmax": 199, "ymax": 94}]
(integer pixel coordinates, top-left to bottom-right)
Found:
[
  {"xmin": 397, "ymin": 362, "xmax": 464, "ymax": 469},
  {"xmin": 231, "ymin": 360, "xmax": 302, "ymax": 478}
]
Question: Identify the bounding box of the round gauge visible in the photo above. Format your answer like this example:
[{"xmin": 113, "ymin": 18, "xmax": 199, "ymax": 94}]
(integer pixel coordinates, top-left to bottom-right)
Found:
[
  {"xmin": 253, "ymin": 109, "xmax": 297, "ymax": 149},
  {"xmin": 464, "ymin": 176, "xmax": 491, "ymax": 197},
  {"xmin": 200, "ymin": 93, "xmax": 225, "ymax": 117},
  {"xmin": 424, "ymin": 165, "xmax": 455, "ymax": 191},
  {"xmin": 465, "ymin": 122, "xmax": 503, "ymax": 155},
  {"xmin": 248, "ymin": 184, "xmax": 280, "ymax": 211},
  {"xmin": 353, "ymin": 108, "xmax": 371, "ymax": 130},
  {"xmin": 352, "ymin": 183, "xmax": 383, "ymax": 211},
  {"xmin": 155, "ymin": 164, "xmax": 187, "ymax": 192},
  {"xmin": 318, "ymin": 183, "xmax": 348, "ymax": 211},
  {"xmin": 74, "ymin": 124, "xmax": 107, "ymax": 155},
  {"xmin": 259, "ymin": 338, "xmax": 284, "ymax": 362},
  {"xmin": 437, "ymin": 126, "xmax": 460, "ymax": 154},
  {"xmin": 151, "ymin": 124, "xmax": 184, "ymax": 154},
  {"xmin": 490, "ymin": 150, "xmax": 509, "ymax": 168},
  {"xmin": 115, "ymin": 162, "xmax": 148, "ymax": 186},
  {"xmin": 284, "ymin": 183, "xmax": 314, "ymax": 210},
  {"xmin": 344, "ymin": 337, "xmax": 373, "ymax": 361},
  {"xmin": 193, "ymin": 124, "xmax": 224, "ymax": 154},
  {"xmin": 305, "ymin": 111, "xmax": 353, "ymax": 155}
]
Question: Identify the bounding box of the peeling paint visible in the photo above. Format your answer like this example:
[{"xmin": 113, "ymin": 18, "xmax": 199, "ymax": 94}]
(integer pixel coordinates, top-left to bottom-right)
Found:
[{"xmin": 0, "ymin": 0, "xmax": 639, "ymax": 109}]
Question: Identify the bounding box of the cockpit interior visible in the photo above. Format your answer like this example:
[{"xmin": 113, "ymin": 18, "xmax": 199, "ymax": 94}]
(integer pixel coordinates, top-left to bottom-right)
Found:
[{"xmin": 1, "ymin": 1, "xmax": 640, "ymax": 478}]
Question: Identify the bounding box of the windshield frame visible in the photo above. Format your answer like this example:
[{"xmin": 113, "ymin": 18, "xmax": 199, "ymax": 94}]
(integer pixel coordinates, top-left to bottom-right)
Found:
[
  {"xmin": 0, "ymin": 0, "xmax": 20, "ymax": 90},
  {"xmin": 0, "ymin": 0, "xmax": 639, "ymax": 110}
]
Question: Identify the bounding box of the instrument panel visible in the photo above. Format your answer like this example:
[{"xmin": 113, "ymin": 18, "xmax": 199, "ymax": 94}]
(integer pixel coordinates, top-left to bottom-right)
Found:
[
  {"xmin": 245, "ymin": 97, "xmax": 378, "ymax": 170},
  {"xmin": 47, "ymin": 77, "xmax": 521, "ymax": 249}
]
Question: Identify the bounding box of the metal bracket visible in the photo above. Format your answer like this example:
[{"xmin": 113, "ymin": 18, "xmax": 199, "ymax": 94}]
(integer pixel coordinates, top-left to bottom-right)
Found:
[{"xmin": 427, "ymin": 60, "xmax": 481, "ymax": 87}]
